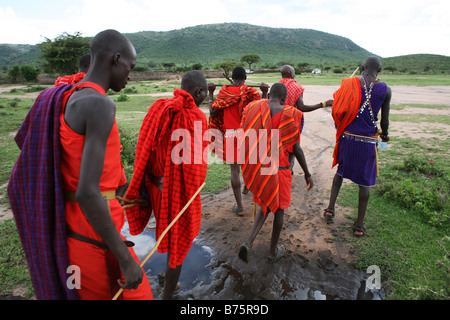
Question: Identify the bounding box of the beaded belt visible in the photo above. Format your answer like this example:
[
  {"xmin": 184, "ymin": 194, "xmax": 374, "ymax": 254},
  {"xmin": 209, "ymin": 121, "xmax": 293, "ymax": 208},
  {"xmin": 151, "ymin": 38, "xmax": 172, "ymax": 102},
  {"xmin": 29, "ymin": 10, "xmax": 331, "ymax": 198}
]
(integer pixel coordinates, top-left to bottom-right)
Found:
[{"xmin": 342, "ymin": 131, "xmax": 378, "ymax": 145}]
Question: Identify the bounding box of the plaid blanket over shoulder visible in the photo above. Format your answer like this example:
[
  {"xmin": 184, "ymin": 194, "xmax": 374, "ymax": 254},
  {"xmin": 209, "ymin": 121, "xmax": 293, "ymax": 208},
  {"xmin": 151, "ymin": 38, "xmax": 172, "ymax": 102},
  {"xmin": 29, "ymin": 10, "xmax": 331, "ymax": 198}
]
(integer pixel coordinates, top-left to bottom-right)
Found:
[{"xmin": 7, "ymin": 84, "xmax": 80, "ymax": 300}]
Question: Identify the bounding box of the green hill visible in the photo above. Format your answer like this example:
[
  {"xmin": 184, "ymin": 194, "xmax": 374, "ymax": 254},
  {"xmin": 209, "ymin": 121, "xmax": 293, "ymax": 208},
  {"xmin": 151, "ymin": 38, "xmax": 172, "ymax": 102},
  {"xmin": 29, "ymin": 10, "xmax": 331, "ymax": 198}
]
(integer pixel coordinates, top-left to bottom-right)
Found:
[
  {"xmin": 0, "ymin": 23, "xmax": 448, "ymax": 74},
  {"xmin": 0, "ymin": 23, "xmax": 373, "ymax": 70},
  {"xmin": 124, "ymin": 23, "xmax": 373, "ymax": 67},
  {"xmin": 381, "ymin": 54, "xmax": 450, "ymax": 74}
]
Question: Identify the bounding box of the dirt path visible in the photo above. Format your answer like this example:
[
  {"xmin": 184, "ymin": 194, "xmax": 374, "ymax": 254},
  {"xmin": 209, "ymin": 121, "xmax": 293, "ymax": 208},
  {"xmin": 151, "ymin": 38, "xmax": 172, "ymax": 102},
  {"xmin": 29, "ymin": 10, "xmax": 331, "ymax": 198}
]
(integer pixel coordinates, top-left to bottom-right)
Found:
[{"xmin": 189, "ymin": 106, "xmax": 369, "ymax": 300}]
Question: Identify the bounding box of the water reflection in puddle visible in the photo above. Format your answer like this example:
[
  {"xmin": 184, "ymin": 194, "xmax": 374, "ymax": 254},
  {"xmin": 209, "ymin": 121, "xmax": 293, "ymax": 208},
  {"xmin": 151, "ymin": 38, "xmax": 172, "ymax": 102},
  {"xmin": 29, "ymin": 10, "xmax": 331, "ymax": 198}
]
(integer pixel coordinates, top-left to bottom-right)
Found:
[
  {"xmin": 121, "ymin": 222, "xmax": 213, "ymax": 292},
  {"xmin": 121, "ymin": 222, "xmax": 384, "ymax": 300}
]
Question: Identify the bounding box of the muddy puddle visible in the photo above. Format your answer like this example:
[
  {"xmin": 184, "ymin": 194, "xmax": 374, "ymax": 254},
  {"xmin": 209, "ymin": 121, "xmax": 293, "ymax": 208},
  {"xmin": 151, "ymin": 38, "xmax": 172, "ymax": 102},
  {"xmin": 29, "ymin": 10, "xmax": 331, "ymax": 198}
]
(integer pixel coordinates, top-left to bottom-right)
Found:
[{"xmin": 122, "ymin": 221, "xmax": 384, "ymax": 300}]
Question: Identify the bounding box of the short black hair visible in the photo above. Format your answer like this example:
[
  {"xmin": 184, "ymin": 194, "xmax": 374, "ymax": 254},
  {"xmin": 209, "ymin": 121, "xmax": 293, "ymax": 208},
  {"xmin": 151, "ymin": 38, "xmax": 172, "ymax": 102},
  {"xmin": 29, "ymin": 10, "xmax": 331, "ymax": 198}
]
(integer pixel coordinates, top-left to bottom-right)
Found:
[
  {"xmin": 79, "ymin": 54, "xmax": 91, "ymax": 71},
  {"xmin": 269, "ymin": 83, "xmax": 287, "ymax": 100},
  {"xmin": 232, "ymin": 66, "xmax": 247, "ymax": 81}
]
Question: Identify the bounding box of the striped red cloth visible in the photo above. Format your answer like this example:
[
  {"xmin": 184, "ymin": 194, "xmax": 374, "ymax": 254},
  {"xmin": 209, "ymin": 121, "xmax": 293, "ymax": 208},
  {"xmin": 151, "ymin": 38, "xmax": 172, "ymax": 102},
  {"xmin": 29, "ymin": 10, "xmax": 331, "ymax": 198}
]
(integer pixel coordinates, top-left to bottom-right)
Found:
[
  {"xmin": 209, "ymin": 84, "xmax": 261, "ymax": 133},
  {"xmin": 7, "ymin": 84, "xmax": 80, "ymax": 300},
  {"xmin": 331, "ymin": 77, "xmax": 362, "ymax": 167},
  {"xmin": 240, "ymin": 99, "xmax": 301, "ymax": 215},
  {"xmin": 208, "ymin": 84, "xmax": 261, "ymax": 161},
  {"xmin": 125, "ymin": 89, "xmax": 208, "ymax": 268}
]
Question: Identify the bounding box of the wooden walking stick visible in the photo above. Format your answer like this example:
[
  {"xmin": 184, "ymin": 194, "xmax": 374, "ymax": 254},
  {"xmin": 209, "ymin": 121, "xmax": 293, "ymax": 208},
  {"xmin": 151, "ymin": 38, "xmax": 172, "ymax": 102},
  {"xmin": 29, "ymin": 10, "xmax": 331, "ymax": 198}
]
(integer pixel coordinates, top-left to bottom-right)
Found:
[
  {"xmin": 112, "ymin": 182, "xmax": 206, "ymax": 300},
  {"xmin": 350, "ymin": 67, "xmax": 360, "ymax": 78}
]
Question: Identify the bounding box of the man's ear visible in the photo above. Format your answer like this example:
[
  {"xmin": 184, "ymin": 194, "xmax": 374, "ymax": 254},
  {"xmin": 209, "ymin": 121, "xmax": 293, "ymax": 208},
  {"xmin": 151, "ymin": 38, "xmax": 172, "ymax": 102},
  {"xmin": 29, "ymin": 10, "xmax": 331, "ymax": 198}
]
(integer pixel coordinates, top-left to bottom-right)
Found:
[{"xmin": 112, "ymin": 53, "xmax": 121, "ymax": 65}]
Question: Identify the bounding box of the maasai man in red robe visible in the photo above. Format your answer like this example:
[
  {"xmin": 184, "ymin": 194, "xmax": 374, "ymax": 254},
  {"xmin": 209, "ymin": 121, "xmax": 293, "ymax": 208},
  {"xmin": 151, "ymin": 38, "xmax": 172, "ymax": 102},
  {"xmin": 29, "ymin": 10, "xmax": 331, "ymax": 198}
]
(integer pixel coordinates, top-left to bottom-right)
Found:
[
  {"xmin": 278, "ymin": 65, "xmax": 333, "ymax": 133},
  {"xmin": 208, "ymin": 66, "xmax": 268, "ymax": 216},
  {"xmin": 238, "ymin": 83, "xmax": 313, "ymax": 264},
  {"xmin": 62, "ymin": 30, "xmax": 153, "ymax": 300},
  {"xmin": 324, "ymin": 57, "xmax": 391, "ymax": 238},
  {"xmin": 124, "ymin": 70, "xmax": 209, "ymax": 300},
  {"xmin": 8, "ymin": 30, "xmax": 152, "ymax": 300},
  {"xmin": 54, "ymin": 54, "xmax": 91, "ymax": 86}
]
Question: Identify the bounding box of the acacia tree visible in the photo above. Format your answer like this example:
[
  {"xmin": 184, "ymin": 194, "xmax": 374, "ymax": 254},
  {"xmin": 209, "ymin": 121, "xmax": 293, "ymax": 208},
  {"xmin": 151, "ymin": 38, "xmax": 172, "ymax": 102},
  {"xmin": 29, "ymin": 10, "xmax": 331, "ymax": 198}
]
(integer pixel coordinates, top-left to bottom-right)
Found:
[
  {"xmin": 240, "ymin": 54, "xmax": 261, "ymax": 70},
  {"xmin": 39, "ymin": 32, "xmax": 90, "ymax": 75},
  {"xmin": 214, "ymin": 59, "xmax": 240, "ymax": 83}
]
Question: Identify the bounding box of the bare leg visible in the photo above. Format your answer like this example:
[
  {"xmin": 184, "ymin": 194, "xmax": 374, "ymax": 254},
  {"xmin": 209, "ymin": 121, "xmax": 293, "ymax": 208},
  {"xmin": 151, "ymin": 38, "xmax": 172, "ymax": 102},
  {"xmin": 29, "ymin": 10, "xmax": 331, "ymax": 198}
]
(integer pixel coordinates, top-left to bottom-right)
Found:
[
  {"xmin": 325, "ymin": 173, "xmax": 343, "ymax": 217},
  {"xmin": 354, "ymin": 186, "xmax": 370, "ymax": 236},
  {"xmin": 230, "ymin": 164, "xmax": 243, "ymax": 211},
  {"xmin": 268, "ymin": 209, "xmax": 284, "ymax": 258},
  {"xmin": 246, "ymin": 208, "xmax": 270, "ymax": 247},
  {"xmin": 162, "ymin": 254, "xmax": 182, "ymax": 300}
]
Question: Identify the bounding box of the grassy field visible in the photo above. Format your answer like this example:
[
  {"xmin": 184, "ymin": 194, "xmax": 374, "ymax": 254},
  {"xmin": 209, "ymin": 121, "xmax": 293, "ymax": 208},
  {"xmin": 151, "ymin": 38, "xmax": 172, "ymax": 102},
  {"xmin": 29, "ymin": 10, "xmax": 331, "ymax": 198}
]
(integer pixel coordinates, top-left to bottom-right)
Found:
[{"xmin": 0, "ymin": 74, "xmax": 449, "ymax": 299}]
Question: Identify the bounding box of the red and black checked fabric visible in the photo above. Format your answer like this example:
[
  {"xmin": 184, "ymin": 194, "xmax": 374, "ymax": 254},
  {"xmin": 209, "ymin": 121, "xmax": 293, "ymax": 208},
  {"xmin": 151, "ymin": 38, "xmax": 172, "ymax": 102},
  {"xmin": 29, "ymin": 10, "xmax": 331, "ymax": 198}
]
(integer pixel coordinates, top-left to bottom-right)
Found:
[
  {"xmin": 331, "ymin": 77, "xmax": 362, "ymax": 168},
  {"xmin": 7, "ymin": 84, "xmax": 81, "ymax": 300},
  {"xmin": 240, "ymin": 100, "xmax": 301, "ymax": 215},
  {"xmin": 125, "ymin": 89, "xmax": 208, "ymax": 268},
  {"xmin": 278, "ymin": 78, "xmax": 305, "ymax": 107}
]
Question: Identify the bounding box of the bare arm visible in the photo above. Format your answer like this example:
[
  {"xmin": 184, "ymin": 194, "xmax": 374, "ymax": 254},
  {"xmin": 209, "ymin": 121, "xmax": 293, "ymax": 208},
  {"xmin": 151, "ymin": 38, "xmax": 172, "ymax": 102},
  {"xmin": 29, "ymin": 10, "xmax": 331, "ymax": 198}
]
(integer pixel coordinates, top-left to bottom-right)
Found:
[
  {"xmin": 295, "ymin": 96, "xmax": 333, "ymax": 112},
  {"xmin": 208, "ymin": 83, "xmax": 220, "ymax": 117},
  {"xmin": 75, "ymin": 96, "xmax": 143, "ymax": 290},
  {"xmin": 292, "ymin": 141, "xmax": 313, "ymax": 191},
  {"xmin": 380, "ymin": 86, "xmax": 392, "ymax": 142}
]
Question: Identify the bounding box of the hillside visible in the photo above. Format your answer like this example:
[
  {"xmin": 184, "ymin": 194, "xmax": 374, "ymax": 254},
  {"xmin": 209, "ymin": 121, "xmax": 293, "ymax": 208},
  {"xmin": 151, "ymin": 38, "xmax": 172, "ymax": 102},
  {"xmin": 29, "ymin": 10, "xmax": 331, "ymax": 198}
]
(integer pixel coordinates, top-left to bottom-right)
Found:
[
  {"xmin": 0, "ymin": 23, "xmax": 448, "ymax": 74},
  {"xmin": 124, "ymin": 23, "xmax": 374, "ymax": 67},
  {"xmin": 0, "ymin": 23, "xmax": 373, "ymax": 69},
  {"xmin": 381, "ymin": 54, "xmax": 450, "ymax": 74}
]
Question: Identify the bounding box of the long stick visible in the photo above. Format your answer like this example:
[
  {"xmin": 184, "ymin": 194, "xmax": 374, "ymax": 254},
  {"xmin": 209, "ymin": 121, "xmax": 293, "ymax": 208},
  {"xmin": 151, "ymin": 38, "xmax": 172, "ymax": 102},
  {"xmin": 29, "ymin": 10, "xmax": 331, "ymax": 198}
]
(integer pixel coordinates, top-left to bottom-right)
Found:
[
  {"xmin": 350, "ymin": 67, "xmax": 360, "ymax": 78},
  {"xmin": 112, "ymin": 182, "xmax": 206, "ymax": 300}
]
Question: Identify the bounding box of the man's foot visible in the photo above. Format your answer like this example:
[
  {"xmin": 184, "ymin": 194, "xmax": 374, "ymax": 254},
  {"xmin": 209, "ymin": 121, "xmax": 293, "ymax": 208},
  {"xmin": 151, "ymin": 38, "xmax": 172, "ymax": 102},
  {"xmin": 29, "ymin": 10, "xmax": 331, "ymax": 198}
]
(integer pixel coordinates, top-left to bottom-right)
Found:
[
  {"xmin": 323, "ymin": 208, "xmax": 335, "ymax": 222},
  {"xmin": 353, "ymin": 223, "xmax": 366, "ymax": 238},
  {"xmin": 242, "ymin": 186, "xmax": 249, "ymax": 194},
  {"xmin": 266, "ymin": 246, "xmax": 285, "ymax": 264},
  {"xmin": 238, "ymin": 242, "xmax": 251, "ymax": 263},
  {"xmin": 232, "ymin": 206, "xmax": 244, "ymax": 217}
]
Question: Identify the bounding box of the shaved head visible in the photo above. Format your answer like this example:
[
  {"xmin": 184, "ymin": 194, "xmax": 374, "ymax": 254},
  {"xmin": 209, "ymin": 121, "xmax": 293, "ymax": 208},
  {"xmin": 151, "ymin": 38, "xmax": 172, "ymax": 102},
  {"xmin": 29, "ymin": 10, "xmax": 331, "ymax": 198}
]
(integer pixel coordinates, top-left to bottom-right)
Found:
[
  {"xmin": 280, "ymin": 65, "xmax": 295, "ymax": 78},
  {"xmin": 269, "ymin": 83, "xmax": 287, "ymax": 101},
  {"xmin": 181, "ymin": 70, "xmax": 208, "ymax": 106},
  {"xmin": 364, "ymin": 56, "xmax": 382, "ymax": 73},
  {"xmin": 90, "ymin": 29, "xmax": 134, "ymax": 59}
]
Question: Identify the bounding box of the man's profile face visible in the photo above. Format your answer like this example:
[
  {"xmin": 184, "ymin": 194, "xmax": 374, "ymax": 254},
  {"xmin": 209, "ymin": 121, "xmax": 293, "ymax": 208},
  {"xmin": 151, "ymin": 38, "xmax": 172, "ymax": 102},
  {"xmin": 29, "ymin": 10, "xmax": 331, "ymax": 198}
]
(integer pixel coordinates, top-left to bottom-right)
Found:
[{"xmin": 111, "ymin": 44, "xmax": 137, "ymax": 92}]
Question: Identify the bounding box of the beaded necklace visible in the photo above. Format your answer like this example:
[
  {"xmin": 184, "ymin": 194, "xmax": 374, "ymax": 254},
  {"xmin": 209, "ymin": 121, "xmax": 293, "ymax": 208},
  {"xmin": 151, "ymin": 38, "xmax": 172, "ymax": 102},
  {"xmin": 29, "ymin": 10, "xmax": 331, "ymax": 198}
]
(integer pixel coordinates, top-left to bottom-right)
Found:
[{"xmin": 356, "ymin": 76, "xmax": 378, "ymax": 128}]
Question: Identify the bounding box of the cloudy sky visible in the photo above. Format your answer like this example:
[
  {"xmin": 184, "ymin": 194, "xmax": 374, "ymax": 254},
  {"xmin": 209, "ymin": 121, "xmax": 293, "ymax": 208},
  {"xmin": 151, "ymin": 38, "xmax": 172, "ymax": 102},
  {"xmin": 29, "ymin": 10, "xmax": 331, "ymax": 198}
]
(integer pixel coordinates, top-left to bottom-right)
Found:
[{"xmin": 0, "ymin": 0, "xmax": 448, "ymax": 58}]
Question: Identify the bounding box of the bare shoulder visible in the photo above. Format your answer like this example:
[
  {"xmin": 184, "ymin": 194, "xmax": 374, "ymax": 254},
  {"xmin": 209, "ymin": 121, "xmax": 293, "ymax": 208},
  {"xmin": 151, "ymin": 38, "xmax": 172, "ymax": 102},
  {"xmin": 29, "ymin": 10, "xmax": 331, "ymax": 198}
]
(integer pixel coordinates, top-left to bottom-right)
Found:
[{"xmin": 65, "ymin": 90, "xmax": 116, "ymax": 134}]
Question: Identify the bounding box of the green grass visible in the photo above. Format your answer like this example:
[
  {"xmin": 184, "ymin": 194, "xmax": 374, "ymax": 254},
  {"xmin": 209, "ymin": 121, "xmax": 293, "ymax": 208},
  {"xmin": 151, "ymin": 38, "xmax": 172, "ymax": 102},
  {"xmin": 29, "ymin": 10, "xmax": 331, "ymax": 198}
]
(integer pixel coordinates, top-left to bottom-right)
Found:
[
  {"xmin": 0, "ymin": 219, "xmax": 34, "ymax": 298},
  {"xmin": 336, "ymin": 103, "xmax": 449, "ymax": 300},
  {"xmin": 0, "ymin": 76, "xmax": 448, "ymax": 298}
]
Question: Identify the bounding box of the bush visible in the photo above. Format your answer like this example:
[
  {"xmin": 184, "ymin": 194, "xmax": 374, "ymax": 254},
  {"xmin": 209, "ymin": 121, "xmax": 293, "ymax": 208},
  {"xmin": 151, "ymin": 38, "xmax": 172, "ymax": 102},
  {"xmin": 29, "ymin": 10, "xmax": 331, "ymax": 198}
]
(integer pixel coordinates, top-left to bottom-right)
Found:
[
  {"xmin": 20, "ymin": 65, "xmax": 38, "ymax": 82},
  {"xmin": 117, "ymin": 93, "xmax": 129, "ymax": 102},
  {"xmin": 7, "ymin": 66, "xmax": 21, "ymax": 83},
  {"xmin": 378, "ymin": 155, "xmax": 449, "ymax": 227}
]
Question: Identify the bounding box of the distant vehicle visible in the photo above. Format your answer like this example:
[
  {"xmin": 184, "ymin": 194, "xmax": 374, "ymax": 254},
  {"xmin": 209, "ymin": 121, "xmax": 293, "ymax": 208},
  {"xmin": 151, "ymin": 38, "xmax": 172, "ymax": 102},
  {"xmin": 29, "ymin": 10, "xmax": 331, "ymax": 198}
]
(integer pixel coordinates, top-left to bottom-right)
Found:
[
  {"xmin": 245, "ymin": 69, "xmax": 254, "ymax": 74},
  {"xmin": 312, "ymin": 69, "xmax": 322, "ymax": 74}
]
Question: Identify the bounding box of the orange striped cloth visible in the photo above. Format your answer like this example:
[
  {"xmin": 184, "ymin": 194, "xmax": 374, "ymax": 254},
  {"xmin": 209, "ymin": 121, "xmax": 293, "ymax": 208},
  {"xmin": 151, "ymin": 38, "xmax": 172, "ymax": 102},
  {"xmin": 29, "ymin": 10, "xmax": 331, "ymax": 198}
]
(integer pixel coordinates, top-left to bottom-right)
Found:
[
  {"xmin": 239, "ymin": 100, "xmax": 301, "ymax": 215},
  {"xmin": 331, "ymin": 77, "xmax": 362, "ymax": 167},
  {"xmin": 209, "ymin": 84, "xmax": 261, "ymax": 133}
]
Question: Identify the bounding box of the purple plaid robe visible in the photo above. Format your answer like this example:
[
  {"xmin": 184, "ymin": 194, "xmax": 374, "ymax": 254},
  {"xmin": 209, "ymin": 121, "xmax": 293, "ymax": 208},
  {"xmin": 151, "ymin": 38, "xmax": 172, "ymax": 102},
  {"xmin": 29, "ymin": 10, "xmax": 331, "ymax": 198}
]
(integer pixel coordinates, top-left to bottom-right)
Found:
[{"xmin": 7, "ymin": 84, "xmax": 80, "ymax": 300}]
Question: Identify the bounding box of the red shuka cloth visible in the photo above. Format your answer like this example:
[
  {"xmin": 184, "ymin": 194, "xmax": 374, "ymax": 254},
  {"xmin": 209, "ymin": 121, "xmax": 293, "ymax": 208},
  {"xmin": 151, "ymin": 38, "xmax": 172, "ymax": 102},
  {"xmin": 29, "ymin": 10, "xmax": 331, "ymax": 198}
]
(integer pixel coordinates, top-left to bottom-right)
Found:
[
  {"xmin": 125, "ymin": 89, "xmax": 208, "ymax": 268},
  {"xmin": 240, "ymin": 100, "xmax": 301, "ymax": 215},
  {"xmin": 60, "ymin": 82, "xmax": 152, "ymax": 300},
  {"xmin": 55, "ymin": 72, "xmax": 86, "ymax": 87},
  {"xmin": 331, "ymin": 77, "xmax": 362, "ymax": 167}
]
